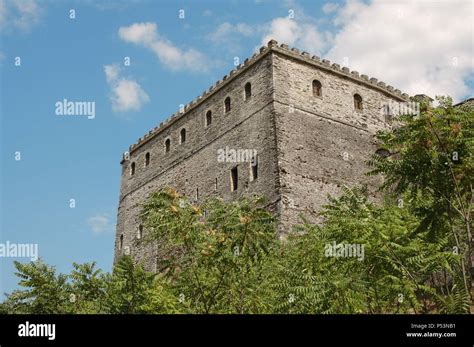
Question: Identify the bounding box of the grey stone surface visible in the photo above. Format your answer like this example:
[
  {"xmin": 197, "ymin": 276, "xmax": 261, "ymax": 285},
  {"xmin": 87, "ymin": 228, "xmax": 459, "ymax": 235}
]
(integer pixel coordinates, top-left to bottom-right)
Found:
[{"xmin": 114, "ymin": 41, "xmax": 409, "ymax": 270}]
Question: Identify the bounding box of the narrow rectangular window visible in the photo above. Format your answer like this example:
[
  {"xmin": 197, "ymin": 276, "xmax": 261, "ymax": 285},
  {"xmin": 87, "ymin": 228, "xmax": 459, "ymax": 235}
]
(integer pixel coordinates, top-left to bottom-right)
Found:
[
  {"xmin": 215, "ymin": 178, "xmax": 218, "ymax": 191},
  {"xmin": 145, "ymin": 152, "xmax": 150, "ymax": 167},
  {"xmin": 224, "ymin": 97, "xmax": 231, "ymax": 113},
  {"xmin": 251, "ymin": 156, "xmax": 258, "ymax": 181},
  {"xmin": 230, "ymin": 167, "xmax": 238, "ymax": 191},
  {"xmin": 244, "ymin": 82, "xmax": 252, "ymax": 100}
]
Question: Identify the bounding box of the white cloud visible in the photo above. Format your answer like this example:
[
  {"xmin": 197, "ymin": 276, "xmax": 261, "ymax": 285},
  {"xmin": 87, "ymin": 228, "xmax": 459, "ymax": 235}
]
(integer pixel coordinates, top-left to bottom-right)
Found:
[
  {"xmin": 104, "ymin": 64, "xmax": 150, "ymax": 113},
  {"xmin": 208, "ymin": 22, "xmax": 253, "ymax": 43},
  {"xmin": 0, "ymin": 0, "xmax": 42, "ymax": 31},
  {"xmin": 261, "ymin": 18, "xmax": 300, "ymax": 46},
  {"xmin": 111, "ymin": 79, "xmax": 150, "ymax": 112},
  {"xmin": 205, "ymin": 2, "xmax": 328, "ymax": 56},
  {"xmin": 260, "ymin": 17, "xmax": 327, "ymax": 56},
  {"xmin": 204, "ymin": 1, "xmax": 328, "ymax": 56},
  {"xmin": 326, "ymin": 0, "xmax": 474, "ymax": 101},
  {"xmin": 322, "ymin": 2, "xmax": 339, "ymax": 14},
  {"xmin": 87, "ymin": 213, "xmax": 113, "ymax": 234},
  {"xmin": 119, "ymin": 22, "xmax": 209, "ymax": 73},
  {"xmin": 104, "ymin": 64, "xmax": 120, "ymax": 83},
  {"xmin": 119, "ymin": 22, "xmax": 157, "ymax": 44},
  {"xmin": 251, "ymin": 0, "xmax": 474, "ymax": 101}
]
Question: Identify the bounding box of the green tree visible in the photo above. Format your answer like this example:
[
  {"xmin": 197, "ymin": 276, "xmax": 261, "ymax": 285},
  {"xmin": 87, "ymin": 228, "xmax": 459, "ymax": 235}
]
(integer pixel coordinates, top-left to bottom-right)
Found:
[
  {"xmin": 104, "ymin": 255, "xmax": 180, "ymax": 314},
  {"xmin": 367, "ymin": 96, "xmax": 473, "ymax": 301},
  {"xmin": 1, "ymin": 260, "xmax": 71, "ymax": 314},
  {"xmin": 3, "ymin": 97, "xmax": 471, "ymax": 315},
  {"xmin": 272, "ymin": 186, "xmax": 468, "ymax": 313},
  {"xmin": 139, "ymin": 189, "xmax": 278, "ymax": 313},
  {"xmin": 1, "ymin": 257, "xmax": 179, "ymax": 314},
  {"xmin": 69, "ymin": 262, "xmax": 107, "ymax": 313}
]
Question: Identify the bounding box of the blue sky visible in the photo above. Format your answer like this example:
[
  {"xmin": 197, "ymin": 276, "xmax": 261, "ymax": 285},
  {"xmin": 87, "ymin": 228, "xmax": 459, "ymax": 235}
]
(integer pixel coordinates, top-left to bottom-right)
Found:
[{"xmin": 1, "ymin": 0, "xmax": 473, "ymax": 296}]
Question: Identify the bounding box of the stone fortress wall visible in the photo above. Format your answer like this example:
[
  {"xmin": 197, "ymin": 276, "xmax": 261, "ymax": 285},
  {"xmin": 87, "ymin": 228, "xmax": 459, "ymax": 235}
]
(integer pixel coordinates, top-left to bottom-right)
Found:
[{"xmin": 114, "ymin": 40, "xmax": 410, "ymax": 269}]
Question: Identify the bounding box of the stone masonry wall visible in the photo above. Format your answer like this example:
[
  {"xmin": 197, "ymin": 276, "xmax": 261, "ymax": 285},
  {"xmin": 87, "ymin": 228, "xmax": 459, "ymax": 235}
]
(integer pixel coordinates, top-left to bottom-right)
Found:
[
  {"xmin": 114, "ymin": 53, "xmax": 280, "ymax": 270},
  {"xmin": 114, "ymin": 40, "xmax": 413, "ymax": 266},
  {"xmin": 271, "ymin": 50, "xmax": 406, "ymax": 233}
]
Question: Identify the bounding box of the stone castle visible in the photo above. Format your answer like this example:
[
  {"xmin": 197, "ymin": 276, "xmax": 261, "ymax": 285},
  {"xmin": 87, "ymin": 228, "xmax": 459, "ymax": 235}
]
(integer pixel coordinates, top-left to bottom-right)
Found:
[{"xmin": 114, "ymin": 40, "xmax": 412, "ymax": 270}]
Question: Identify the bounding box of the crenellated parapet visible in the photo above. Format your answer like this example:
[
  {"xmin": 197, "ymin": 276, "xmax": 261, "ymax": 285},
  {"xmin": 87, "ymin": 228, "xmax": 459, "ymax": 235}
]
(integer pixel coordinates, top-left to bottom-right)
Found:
[
  {"xmin": 115, "ymin": 39, "xmax": 416, "ymax": 267},
  {"xmin": 268, "ymin": 40, "xmax": 410, "ymax": 100},
  {"xmin": 123, "ymin": 39, "xmax": 410, "ymax": 160}
]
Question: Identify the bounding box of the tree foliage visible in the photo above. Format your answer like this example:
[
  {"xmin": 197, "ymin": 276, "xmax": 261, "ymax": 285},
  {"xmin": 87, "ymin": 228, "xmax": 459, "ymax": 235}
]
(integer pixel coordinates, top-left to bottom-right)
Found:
[
  {"xmin": 140, "ymin": 190, "xmax": 278, "ymax": 313},
  {"xmin": 1, "ymin": 96, "xmax": 472, "ymax": 314},
  {"xmin": 367, "ymin": 96, "xmax": 473, "ymax": 304},
  {"xmin": 104, "ymin": 256, "xmax": 180, "ymax": 314},
  {"xmin": 271, "ymin": 187, "xmax": 468, "ymax": 313}
]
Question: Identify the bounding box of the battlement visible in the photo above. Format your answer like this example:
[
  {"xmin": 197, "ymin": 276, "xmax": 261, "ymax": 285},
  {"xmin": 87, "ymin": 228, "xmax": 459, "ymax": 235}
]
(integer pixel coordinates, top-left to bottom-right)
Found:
[
  {"xmin": 114, "ymin": 39, "xmax": 414, "ymax": 268},
  {"xmin": 122, "ymin": 40, "xmax": 410, "ymax": 161}
]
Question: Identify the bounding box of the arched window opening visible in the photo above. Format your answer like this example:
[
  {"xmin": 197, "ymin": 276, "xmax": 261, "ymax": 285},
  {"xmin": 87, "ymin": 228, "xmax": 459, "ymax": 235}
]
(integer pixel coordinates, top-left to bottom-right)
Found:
[
  {"xmin": 165, "ymin": 139, "xmax": 171, "ymax": 153},
  {"xmin": 224, "ymin": 97, "xmax": 231, "ymax": 113},
  {"xmin": 145, "ymin": 152, "xmax": 150, "ymax": 167},
  {"xmin": 312, "ymin": 80, "xmax": 322, "ymax": 97},
  {"xmin": 180, "ymin": 128, "xmax": 186, "ymax": 144},
  {"xmin": 206, "ymin": 110, "xmax": 212, "ymax": 126},
  {"xmin": 130, "ymin": 162, "xmax": 136, "ymax": 176},
  {"xmin": 354, "ymin": 93, "xmax": 363, "ymax": 110}
]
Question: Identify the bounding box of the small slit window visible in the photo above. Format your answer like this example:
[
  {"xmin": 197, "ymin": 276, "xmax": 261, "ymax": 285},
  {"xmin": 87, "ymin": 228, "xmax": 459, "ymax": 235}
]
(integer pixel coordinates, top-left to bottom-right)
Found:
[
  {"xmin": 230, "ymin": 167, "xmax": 238, "ymax": 191},
  {"xmin": 130, "ymin": 162, "xmax": 136, "ymax": 176},
  {"xmin": 137, "ymin": 225, "xmax": 143, "ymax": 239},
  {"xmin": 354, "ymin": 94, "xmax": 363, "ymax": 110},
  {"xmin": 312, "ymin": 80, "xmax": 322, "ymax": 97},
  {"xmin": 251, "ymin": 156, "xmax": 258, "ymax": 181},
  {"xmin": 224, "ymin": 97, "xmax": 231, "ymax": 113},
  {"xmin": 119, "ymin": 234, "xmax": 123, "ymax": 250},
  {"xmin": 165, "ymin": 138, "xmax": 171, "ymax": 153},
  {"xmin": 145, "ymin": 152, "xmax": 150, "ymax": 167},
  {"xmin": 180, "ymin": 128, "xmax": 186, "ymax": 143},
  {"xmin": 244, "ymin": 82, "xmax": 252, "ymax": 100},
  {"xmin": 206, "ymin": 110, "xmax": 212, "ymax": 127}
]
